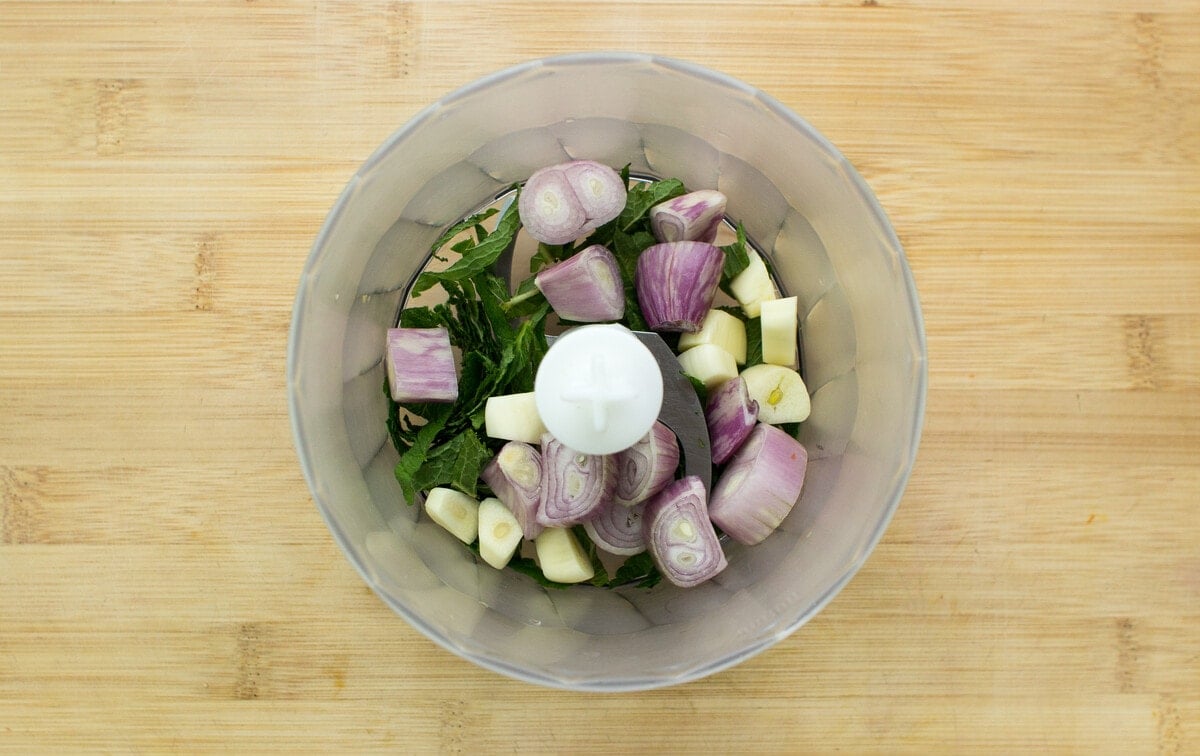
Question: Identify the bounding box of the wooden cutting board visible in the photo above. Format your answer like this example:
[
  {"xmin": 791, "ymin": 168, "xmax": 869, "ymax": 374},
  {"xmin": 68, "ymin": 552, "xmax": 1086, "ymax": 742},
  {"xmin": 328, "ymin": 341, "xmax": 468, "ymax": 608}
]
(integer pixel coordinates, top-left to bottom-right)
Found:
[{"xmin": 2, "ymin": 1, "xmax": 1197, "ymax": 751}]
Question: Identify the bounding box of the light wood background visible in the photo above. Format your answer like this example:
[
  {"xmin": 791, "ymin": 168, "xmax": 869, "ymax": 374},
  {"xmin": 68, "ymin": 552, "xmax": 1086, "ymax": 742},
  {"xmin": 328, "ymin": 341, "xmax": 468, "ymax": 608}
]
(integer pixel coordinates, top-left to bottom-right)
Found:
[{"xmin": 2, "ymin": 1, "xmax": 1198, "ymax": 752}]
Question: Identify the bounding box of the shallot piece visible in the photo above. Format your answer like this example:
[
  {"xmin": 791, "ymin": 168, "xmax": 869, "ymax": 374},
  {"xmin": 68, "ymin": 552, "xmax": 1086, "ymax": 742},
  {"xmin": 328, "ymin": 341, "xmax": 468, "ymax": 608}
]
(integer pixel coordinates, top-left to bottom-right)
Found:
[
  {"xmin": 643, "ymin": 476, "xmax": 727, "ymax": 588},
  {"xmin": 635, "ymin": 241, "xmax": 725, "ymax": 333},
  {"xmin": 386, "ymin": 327, "xmax": 458, "ymax": 402},
  {"xmin": 518, "ymin": 166, "xmax": 587, "ymax": 245},
  {"xmin": 536, "ymin": 433, "xmax": 616, "ymax": 527},
  {"xmin": 480, "ymin": 441, "xmax": 544, "ymax": 540},
  {"xmin": 649, "ymin": 189, "xmax": 727, "ymax": 244},
  {"xmin": 563, "ymin": 160, "xmax": 627, "ymax": 233},
  {"xmin": 708, "ymin": 423, "xmax": 808, "ymax": 546},
  {"xmin": 534, "ymin": 244, "xmax": 624, "ymax": 322},
  {"xmin": 613, "ymin": 421, "xmax": 680, "ymax": 507},
  {"xmin": 583, "ymin": 498, "xmax": 646, "ymax": 556},
  {"xmin": 705, "ymin": 377, "xmax": 759, "ymax": 465},
  {"xmin": 519, "ymin": 161, "xmax": 626, "ymax": 245}
]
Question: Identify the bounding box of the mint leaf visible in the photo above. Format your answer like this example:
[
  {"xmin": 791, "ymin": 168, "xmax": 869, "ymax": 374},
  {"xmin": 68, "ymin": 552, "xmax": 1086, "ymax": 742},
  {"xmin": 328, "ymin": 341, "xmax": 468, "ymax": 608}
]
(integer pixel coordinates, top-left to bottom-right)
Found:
[
  {"xmin": 617, "ymin": 178, "xmax": 685, "ymax": 233},
  {"xmin": 426, "ymin": 207, "xmax": 498, "ymax": 261},
  {"xmin": 610, "ymin": 229, "xmax": 655, "ymax": 331},
  {"xmin": 393, "ymin": 406, "xmax": 452, "ymax": 504},
  {"xmin": 412, "ymin": 197, "xmax": 521, "ymax": 296},
  {"xmin": 623, "ymin": 291, "xmax": 648, "ymax": 331},
  {"xmin": 613, "ymin": 551, "xmax": 663, "ymax": 589},
  {"xmin": 411, "ymin": 429, "xmax": 491, "ymax": 497},
  {"xmin": 475, "ymin": 272, "xmax": 517, "ymax": 344},
  {"xmin": 719, "ymin": 222, "xmax": 750, "ymax": 297},
  {"xmin": 611, "ymin": 229, "xmax": 654, "ymax": 284},
  {"xmin": 571, "ymin": 526, "xmax": 610, "ymax": 588},
  {"xmin": 778, "ymin": 421, "xmax": 802, "ymax": 438},
  {"xmin": 530, "ymin": 242, "xmax": 570, "ymax": 272},
  {"xmin": 509, "ymin": 301, "xmax": 550, "ymax": 392},
  {"xmin": 397, "ymin": 305, "xmax": 441, "ymax": 329},
  {"xmin": 507, "ymin": 555, "xmax": 573, "ymax": 590},
  {"xmin": 744, "ymin": 316, "xmax": 763, "ymax": 367},
  {"xmin": 502, "ymin": 275, "xmax": 548, "ymax": 319},
  {"xmin": 684, "ymin": 372, "xmax": 709, "ymax": 407}
]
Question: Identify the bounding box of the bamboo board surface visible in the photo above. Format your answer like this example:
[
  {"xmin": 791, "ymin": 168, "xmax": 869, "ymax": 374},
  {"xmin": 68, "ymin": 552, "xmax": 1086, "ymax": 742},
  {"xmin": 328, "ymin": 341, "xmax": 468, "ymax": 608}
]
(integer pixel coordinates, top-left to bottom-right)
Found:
[{"xmin": 2, "ymin": 1, "xmax": 1198, "ymax": 752}]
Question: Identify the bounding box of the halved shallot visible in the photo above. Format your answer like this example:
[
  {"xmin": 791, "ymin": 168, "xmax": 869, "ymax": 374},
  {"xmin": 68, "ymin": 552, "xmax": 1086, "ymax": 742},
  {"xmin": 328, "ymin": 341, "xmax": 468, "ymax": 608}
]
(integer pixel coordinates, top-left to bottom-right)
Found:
[
  {"xmin": 707, "ymin": 423, "xmax": 808, "ymax": 546},
  {"xmin": 480, "ymin": 441, "xmax": 544, "ymax": 540},
  {"xmin": 519, "ymin": 160, "xmax": 626, "ymax": 245},
  {"xmin": 649, "ymin": 189, "xmax": 727, "ymax": 244},
  {"xmin": 612, "ymin": 421, "xmax": 679, "ymax": 507},
  {"xmin": 534, "ymin": 244, "xmax": 624, "ymax": 322},
  {"xmin": 643, "ymin": 476, "xmax": 727, "ymax": 588},
  {"xmin": 583, "ymin": 499, "xmax": 646, "ymax": 556},
  {"xmin": 635, "ymin": 241, "xmax": 725, "ymax": 333},
  {"xmin": 536, "ymin": 433, "xmax": 616, "ymax": 527},
  {"xmin": 563, "ymin": 160, "xmax": 627, "ymax": 233},
  {"xmin": 705, "ymin": 376, "xmax": 759, "ymax": 465}
]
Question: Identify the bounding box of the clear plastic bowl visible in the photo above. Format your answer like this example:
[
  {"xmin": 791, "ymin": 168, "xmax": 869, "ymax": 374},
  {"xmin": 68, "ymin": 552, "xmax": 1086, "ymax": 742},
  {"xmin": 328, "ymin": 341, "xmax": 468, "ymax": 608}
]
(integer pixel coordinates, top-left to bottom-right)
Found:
[{"xmin": 287, "ymin": 52, "xmax": 926, "ymax": 691}]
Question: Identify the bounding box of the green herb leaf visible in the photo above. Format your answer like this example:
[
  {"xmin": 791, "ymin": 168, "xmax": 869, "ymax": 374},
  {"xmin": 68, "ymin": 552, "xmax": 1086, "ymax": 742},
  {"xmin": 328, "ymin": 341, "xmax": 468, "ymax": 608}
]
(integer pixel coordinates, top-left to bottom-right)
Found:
[
  {"xmin": 502, "ymin": 275, "xmax": 549, "ymax": 318},
  {"xmin": 617, "ymin": 178, "xmax": 685, "ymax": 233},
  {"xmin": 429, "ymin": 207, "xmax": 499, "ymax": 255},
  {"xmin": 397, "ymin": 306, "xmax": 442, "ymax": 330},
  {"xmin": 744, "ymin": 316, "xmax": 764, "ymax": 367},
  {"xmin": 411, "ymin": 197, "xmax": 522, "ymax": 296},
  {"xmin": 719, "ymin": 222, "xmax": 751, "ymax": 297},
  {"xmin": 510, "ymin": 302, "xmax": 551, "ymax": 392},
  {"xmin": 531, "ymin": 242, "xmax": 570, "ymax": 272},
  {"xmin": 623, "ymin": 291, "xmax": 648, "ymax": 331},
  {"xmin": 684, "ymin": 373, "xmax": 710, "ymax": 407},
  {"xmin": 409, "ymin": 429, "xmax": 491, "ymax": 497},
  {"xmin": 475, "ymin": 272, "xmax": 517, "ymax": 344},
  {"xmin": 609, "ymin": 229, "xmax": 658, "ymax": 332},
  {"xmin": 393, "ymin": 406, "xmax": 453, "ymax": 504},
  {"xmin": 507, "ymin": 555, "xmax": 573, "ymax": 590},
  {"xmin": 571, "ymin": 526, "xmax": 610, "ymax": 588},
  {"xmin": 613, "ymin": 551, "xmax": 663, "ymax": 589},
  {"xmin": 611, "ymin": 229, "xmax": 654, "ymax": 284},
  {"xmin": 778, "ymin": 421, "xmax": 802, "ymax": 438}
]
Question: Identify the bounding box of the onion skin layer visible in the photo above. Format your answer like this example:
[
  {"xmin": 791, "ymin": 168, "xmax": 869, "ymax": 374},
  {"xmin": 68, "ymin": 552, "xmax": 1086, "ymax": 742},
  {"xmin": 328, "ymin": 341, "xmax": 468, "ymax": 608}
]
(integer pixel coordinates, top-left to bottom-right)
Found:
[
  {"xmin": 643, "ymin": 476, "xmax": 727, "ymax": 588},
  {"xmin": 708, "ymin": 423, "xmax": 808, "ymax": 546}
]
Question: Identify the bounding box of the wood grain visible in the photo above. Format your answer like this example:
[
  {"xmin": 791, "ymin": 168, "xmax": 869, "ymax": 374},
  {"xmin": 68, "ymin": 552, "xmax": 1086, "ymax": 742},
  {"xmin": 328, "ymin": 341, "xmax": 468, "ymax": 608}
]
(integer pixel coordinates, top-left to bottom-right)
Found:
[{"xmin": 2, "ymin": 0, "xmax": 1198, "ymax": 752}]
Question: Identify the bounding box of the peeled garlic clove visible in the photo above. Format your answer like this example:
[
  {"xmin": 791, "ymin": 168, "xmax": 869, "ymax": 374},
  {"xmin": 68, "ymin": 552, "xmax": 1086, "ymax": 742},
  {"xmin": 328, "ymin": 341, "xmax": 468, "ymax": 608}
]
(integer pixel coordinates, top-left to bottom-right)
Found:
[{"xmin": 739, "ymin": 363, "xmax": 810, "ymax": 424}]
